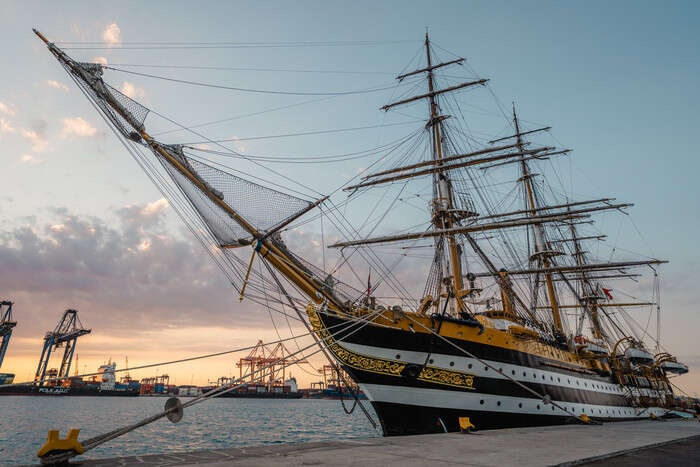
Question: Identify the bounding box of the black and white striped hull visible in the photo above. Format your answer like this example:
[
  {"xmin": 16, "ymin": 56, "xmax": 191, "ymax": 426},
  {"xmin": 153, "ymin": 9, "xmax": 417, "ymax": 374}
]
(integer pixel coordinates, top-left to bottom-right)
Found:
[{"xmin": 316, "ymin": 312, "xmax": 669, "ymax": 436}]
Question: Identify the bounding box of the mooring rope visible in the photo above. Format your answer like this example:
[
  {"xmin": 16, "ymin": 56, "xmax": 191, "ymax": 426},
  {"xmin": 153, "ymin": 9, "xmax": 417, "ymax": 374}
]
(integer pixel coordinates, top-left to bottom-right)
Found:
[{"xmin": 39, "ymin": 305, "xmax": 385, "ymax": 464}]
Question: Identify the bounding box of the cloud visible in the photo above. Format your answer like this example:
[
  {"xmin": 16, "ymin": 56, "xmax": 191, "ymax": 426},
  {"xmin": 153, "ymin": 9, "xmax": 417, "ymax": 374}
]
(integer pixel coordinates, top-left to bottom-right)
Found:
[
  {"xmin": 59, "ymin": 117, "xmax": 97, "ymax": 139},
  {"xmin": 120, "ymin": 81, "xmax": 146, "ymax": 99},
  {"xmin": 0, "ymin": 101, "xmax": 15, "ymax": 116},
  {"xmin": 0, "ymin": 204, "xmax": 268, "ymax": 339},
  {"xmin": 0, "ymin": 117, "xmax": 16, "ymax": 134},
  {"xmin": 19, "ymin": 154, "xmax": 42, "ymax": 165},
  {"xmin": 102, "ymin": 23, "xmax": 121, "ymax": 45},
  {"xmin": 19, "ymin": 128, "xmax": 48, "ymax": 152},
  {"xmin": 142, "ymin": 197, "xmax": 169, "ymax": 216},
  {"xmin": 91, "ymin": 56, "xmax": 108, "ymax": 65},
  {"xmin": 46, "ymin": 80, "xmax": 70, "ymax": 92}
]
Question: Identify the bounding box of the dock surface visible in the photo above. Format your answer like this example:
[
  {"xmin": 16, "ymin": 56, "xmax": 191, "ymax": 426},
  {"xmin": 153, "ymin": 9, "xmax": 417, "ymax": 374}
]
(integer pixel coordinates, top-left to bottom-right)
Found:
[{"xmin": 76, "ymin": 419, "xmax": 700, "ymax": 466}]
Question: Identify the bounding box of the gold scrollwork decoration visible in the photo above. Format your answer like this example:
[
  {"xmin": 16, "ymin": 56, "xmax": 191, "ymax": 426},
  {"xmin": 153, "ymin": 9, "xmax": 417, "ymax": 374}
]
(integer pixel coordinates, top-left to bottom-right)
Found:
[{"xmin": 307, "ymin": 305, "xmax": 476, "ymax": 390}]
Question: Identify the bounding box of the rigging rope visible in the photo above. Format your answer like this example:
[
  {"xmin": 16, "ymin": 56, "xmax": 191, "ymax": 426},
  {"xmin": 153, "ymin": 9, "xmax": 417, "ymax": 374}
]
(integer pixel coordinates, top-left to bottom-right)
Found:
[
  {"xmin": 104, "ymin": 66, "xmax": 420, "ymax": 96},
  {"xmin": 182, "ymin": 120, "xmax": 423, "ymax": 145}
]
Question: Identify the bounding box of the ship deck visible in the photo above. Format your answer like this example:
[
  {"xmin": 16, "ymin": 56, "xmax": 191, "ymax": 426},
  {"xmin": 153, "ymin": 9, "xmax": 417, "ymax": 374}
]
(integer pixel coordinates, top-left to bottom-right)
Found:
[{"xmin": 68, "ymin": 419, "xmax": 700, "ymax": 466}]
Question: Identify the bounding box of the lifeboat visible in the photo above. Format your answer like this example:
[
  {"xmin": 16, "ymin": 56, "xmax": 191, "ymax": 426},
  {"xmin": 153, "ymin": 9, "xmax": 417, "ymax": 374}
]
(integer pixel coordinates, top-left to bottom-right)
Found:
[
  {"xmin": 661, "ymin": 360, "xmax": 689, "ymax": 375},
  {"xmin": 624, "ymin": 347, "xmax": 654, "ymax": 365},
  {"xmin": 574, "ymin": 336, "xmax": 608, "ymax": 355}
]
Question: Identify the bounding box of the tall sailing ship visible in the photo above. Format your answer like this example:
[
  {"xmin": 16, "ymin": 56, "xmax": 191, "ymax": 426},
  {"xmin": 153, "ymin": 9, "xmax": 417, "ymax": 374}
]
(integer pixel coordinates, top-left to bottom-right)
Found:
[{"xmin": 34, "ymin": 29, "xmax": 689, "ymax": 435}]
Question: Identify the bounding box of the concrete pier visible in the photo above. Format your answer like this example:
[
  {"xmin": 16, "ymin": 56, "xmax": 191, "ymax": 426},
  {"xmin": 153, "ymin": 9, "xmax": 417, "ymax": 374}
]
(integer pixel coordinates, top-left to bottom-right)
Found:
[{"xmin": 78, "ymin": 420, "xmax": 700, "ymax": 466}]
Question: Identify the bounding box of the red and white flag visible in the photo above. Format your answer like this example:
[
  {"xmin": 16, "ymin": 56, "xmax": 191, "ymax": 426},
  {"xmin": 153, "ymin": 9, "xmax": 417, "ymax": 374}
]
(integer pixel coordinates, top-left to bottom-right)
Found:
[{"xmin": 602, "ymin": 288, "xmax": 613, "ymax": 300}]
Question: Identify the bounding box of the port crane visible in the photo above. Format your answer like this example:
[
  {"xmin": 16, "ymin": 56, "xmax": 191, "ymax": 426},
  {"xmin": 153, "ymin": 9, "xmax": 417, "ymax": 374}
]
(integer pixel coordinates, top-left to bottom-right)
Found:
[
  {"xmin": 34, "ymin": 309, "xmax": 91, "ymax": 386},
  {"xmin": 236, "ymin": 340, "xmax": 308, "ymax": 384},
  {"xmin": 0, "ymin": 301, "xmax": 16, "ymax": 369},
  {"xmin": 317, "ymin": 364, "xmax": 358, "ymax": 392}
]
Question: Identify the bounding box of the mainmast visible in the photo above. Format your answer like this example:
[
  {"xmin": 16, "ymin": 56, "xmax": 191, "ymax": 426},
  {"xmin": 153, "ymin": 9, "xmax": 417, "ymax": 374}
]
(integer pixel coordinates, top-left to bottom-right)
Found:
[
  {"xmin": 511, "ymin": 106, "xmax": 564, "ymax": 334},
  {"xmin": 424, "ymin": 32, "xmax": 465, "ymax": 313}
]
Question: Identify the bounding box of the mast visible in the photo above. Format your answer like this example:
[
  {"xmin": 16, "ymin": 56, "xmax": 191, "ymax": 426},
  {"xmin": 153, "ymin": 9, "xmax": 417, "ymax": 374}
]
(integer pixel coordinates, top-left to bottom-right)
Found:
[
  {"xmin": 425, "ymin": 32, "xmax": 465, "ymax": 313},
  {"xmin": 512, "ymin": 105, "xmax": 564, "ymax": 334},
  {"xmin": 569, "ymin": 221, "xmax": 603, "ymax": 339}
]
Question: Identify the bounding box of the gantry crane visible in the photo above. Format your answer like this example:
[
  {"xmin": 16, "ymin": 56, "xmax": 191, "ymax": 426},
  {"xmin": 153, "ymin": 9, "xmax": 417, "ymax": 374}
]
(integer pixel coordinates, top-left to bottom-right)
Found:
[
  {"xmin": 0, "ymin": 301, "xmax": 16, "ymax": 369},
  {"xmin": 34, "ymin": 309, "xmax": 91, "ymax": 386},
  {"xmin": 318, "ymin": 364, "xmax": 358, "ymax": 392},
  {"xmin": 236, "ymin": 340, "xmax": 307, "ymax": 384}
]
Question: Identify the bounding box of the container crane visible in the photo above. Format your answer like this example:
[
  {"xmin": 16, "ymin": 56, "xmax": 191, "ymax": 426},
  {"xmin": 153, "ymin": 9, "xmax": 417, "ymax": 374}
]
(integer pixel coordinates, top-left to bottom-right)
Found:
[
  {"xmin": 34, "ymin": 309, "xmax": 91, "ymax": 386},
  {"xmin": 0, "ymin": 301, "xmax": 16, "ymax": 369},
  {"xmin": 236, "ymin": 340, "xmax": 307, "ymax": 384}
]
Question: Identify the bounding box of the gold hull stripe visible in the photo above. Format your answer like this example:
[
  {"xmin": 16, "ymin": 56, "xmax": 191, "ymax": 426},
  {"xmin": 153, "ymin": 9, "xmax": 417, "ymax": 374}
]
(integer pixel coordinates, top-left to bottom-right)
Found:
[{"xmin": 308, "ymin": 308, "xmax": 475, "ymax": 391}]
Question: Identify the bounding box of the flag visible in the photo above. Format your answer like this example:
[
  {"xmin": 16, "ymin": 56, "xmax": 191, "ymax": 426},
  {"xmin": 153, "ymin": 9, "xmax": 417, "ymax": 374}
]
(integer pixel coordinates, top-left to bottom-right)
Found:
[{"xmin": 602, "ymin": 288, "xmax": 613, "ymax": 300}]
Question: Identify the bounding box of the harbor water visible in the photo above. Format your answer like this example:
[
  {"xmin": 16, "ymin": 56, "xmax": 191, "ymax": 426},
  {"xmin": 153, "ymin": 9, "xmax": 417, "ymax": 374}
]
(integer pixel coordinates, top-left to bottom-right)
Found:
[{"xmin": 0, "ymin": 396, "xmax": 379, "ymax": 465}]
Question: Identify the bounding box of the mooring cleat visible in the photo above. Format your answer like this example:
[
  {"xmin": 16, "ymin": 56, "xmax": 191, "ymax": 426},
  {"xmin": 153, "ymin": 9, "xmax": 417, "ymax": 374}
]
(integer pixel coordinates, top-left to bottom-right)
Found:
[
  {"xmin": 459, "ymin": 417, "xmax": 475, "ymax": 433},
  {"xmin": 37, "ymin": 429, "xmax": 84, "ymax": 459}
]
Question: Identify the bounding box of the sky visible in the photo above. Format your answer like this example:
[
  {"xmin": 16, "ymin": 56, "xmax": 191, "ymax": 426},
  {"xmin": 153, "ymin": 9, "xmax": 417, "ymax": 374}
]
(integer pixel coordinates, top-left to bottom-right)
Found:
[{"xmin": 0, "ymin": 1, "xmax": 699, "ymax": 395}]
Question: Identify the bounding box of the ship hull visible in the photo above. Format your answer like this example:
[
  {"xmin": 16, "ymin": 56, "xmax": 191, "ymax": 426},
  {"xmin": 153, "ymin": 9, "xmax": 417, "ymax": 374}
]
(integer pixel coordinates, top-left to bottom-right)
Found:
[
  {"xmin": 216, "ymin": 391, "xmax": 303, "ymax": 399},
  {"xmin": 312, "ymin": 311, "xmax": 670, "ymax": 435},
  {"xmin": 0, "ymin": 386, "xmax": 139, "ymax": 397}
]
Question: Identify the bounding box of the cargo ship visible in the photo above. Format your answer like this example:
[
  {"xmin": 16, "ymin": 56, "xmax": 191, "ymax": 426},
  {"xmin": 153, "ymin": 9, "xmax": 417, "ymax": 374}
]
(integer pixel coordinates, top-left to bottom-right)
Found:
[
  {"xmin": 204, "ymin": 377, "xmax": 303, "ymax": 399},
  {"xmin": 0, "ymin": 361, "xmax": 139, "ymax": 397}
]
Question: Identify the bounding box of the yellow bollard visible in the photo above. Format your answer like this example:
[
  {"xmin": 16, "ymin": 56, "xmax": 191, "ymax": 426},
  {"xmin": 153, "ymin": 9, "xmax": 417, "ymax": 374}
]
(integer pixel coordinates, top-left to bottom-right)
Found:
[
  {"xmin": 37, "ymin": 429, "xmax": 84, "ymax": 458},
  {"xmin": 459, "ymin": 417, "xmax": 475, "ymax": 433}
]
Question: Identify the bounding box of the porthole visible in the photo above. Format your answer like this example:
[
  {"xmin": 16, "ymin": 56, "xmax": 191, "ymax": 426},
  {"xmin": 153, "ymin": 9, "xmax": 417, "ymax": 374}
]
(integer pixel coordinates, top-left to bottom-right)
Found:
[
  {"xmin": 512, "ymin": 370, "xmax": 515, "ymax": 375},
  {"xmin": 429, "ymin": 359, "xmax": 434, "ymax": 364},
  {"xmin": 552, "ymin": 406, "xmax": 555, "ymax": 411},
  {"xmin": 542, "ymin": 375, "xmax": 545, "ymax": 380},
  {"xmin": 523, "ymin": 372, "xmax": 527, "ymax": 377},
  {"xmin": 537, "ymin": 405, "xmax": 540, "ymax": 410},
  {"xmin": 550, "ymin": 376, "xmax": 553, "ymax": 381},
  {"xmin": 449, "ymin": 361, "xmax": 454, "ymax": 367},
  {"xmin": 576, "ymin": 381, "xmax": 580, "ymax": 386},
  {"xmin": 567, "ymin": 379, "xmax": 570, "ymax": 384},
  {"xmin": 497, "ymin": 401, "xmax": 501, "ymax": 406},
  {"xmin": 558, "ymin": 377, "xmax": 561, "ymax": 382},
  {"xmin": 518, "ymin": 403, "xmax": 522, "ymax": 408},
  {"xmin": 533, "ymin": 373, "xmax": 537, "ymax": 378},
  {"xmin": 468, "ymin": 363, "xmax": 472, "ymax": 369},
  {"xmin": 396, "ymin": 354, "xmax": 401, "ymax": 359},
  {"xmin": 499, "ymin": 368, "xmax": 503, "ymax": 373},
  {"xmin": 480, "ymin": 399, "xmax": 484, "ymax": 405}
]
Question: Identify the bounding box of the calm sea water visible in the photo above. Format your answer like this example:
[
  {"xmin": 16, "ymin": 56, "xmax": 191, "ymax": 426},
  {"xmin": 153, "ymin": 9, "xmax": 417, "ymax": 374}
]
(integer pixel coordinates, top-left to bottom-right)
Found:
[{"xmin": 0, "ymin": 396, "xmax": 380, "ymax": 465}]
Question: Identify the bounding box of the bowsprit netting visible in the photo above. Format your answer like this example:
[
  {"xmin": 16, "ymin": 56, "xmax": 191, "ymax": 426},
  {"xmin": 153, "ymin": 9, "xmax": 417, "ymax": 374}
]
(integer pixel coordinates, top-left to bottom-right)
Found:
[
  {"xmin": 159, "ymin": 148, "xmax": 313, "ymax": 246},
  {"xmin": 63, "ymin": 61, "xmax": 150, "ymax": 140}
]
